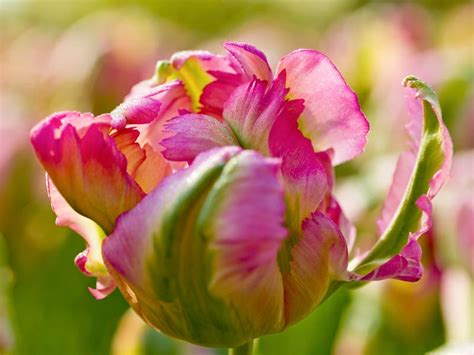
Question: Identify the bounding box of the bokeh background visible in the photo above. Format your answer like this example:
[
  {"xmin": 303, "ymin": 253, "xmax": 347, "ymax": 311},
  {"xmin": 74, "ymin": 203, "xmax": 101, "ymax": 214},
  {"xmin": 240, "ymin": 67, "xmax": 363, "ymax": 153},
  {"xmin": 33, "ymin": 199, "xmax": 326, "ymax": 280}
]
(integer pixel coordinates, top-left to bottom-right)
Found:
[{"xmin": 1, "ymin": 1, "xmax": 472, "ymax": 354}]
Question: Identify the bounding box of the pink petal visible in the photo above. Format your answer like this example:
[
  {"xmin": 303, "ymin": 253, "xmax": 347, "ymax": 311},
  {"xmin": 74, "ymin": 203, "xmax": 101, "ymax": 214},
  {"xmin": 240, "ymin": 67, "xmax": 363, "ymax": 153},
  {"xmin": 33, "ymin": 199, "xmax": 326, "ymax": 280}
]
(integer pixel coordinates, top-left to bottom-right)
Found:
[
  {"xmin": 161, "ymin": 113, "xmax": 237, "ymax": 163},
  {"xmin": 111, "ymin": 128, "xmax": 171, "ymax": 193},
  {"xmin": 88, "ymin": 276, "xmax": 117, "ymax": 300},
  {"xmin": 223, "ymin": 73, "xmax": 288, "ymax": 155},
  {"xmin": 47, "ymin": 178, "xmax": 116, "ymax": 298},
  {"xmin": 30, "ymin": 112, "xmax": 144, "ymax": 233},
  {"xmin": 377, "ymin": 150, "xmax": 417, "ymax": 234},
  {"xmin": 203, "ymin": 150, "xmax": 287, "ymax": 333},
  {"xmin": 378, "ymin": 86, "xmax": 452, "ymax": 234},
  {"xmin": 325, "ymin": 196, "xmax": 356, "ymax": 253},
  {"xmin": 223, "ymin": 42, "xmax": 273, "ymax": 82},
  {"xmin": 361, "ymin": 238, "xmax": 422, "ymax": 282},
  {"xmin": 199, "ymin": 70, "xmax": 243, "ymax": 118},
  {"xmin": 281, "ymin": 212, "xmax": 348, "ymax": 325},
  {"xmin": 357, "ymin": 77, "xmax": 453, "ymax": 282},
  {"xmin": 133, "ymin": 82, "xmax": 193, "ymax": 152},
  {"xmin": 111, "ymin": 81, "xmax": 190, "ymax": 131},
  {"xmin": 170, "ymin": 50, "xmax": 234, "ymax": 72},
  {"xmin": 269, "ymin": 99, "xmax": 329, "ymax": 222},
  {"xmin": 277, "ymin": 49, "xmax": 369, "ymax": 165},
  {"xmin": 103, "ymin": 147, "xmax": 291, "ymax": 344},
  {"xmin": 133, "ymin": 144, "xmax": 172, "ymax": 194},
  {"xmin": 102, "ymin": 146, "xmax": 242, "ymax": 292}
]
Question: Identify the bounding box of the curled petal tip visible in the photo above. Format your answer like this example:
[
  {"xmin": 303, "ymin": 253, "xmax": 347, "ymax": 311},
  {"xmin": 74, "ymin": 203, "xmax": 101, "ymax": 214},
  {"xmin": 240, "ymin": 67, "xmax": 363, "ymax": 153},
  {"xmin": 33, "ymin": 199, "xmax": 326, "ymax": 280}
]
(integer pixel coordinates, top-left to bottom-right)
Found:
[{"xmin": 402, "ymin": 75, "xmax": 441, "ymax": 114}]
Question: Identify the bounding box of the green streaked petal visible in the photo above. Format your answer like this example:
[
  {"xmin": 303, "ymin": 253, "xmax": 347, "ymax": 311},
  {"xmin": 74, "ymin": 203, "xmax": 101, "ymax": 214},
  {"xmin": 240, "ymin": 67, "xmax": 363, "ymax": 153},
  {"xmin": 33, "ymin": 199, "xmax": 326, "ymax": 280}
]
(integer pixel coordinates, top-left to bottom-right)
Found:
[{"xmin": 353, "ymin": 76, "xmax": 452, "ymax": 275}]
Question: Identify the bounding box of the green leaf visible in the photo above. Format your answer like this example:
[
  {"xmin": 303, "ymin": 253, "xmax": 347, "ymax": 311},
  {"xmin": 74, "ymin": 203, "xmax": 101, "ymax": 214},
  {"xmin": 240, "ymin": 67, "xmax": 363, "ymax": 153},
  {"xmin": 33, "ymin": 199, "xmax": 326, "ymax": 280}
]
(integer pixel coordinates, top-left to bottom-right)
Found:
[{"xmin": 353, "ymin": 76, "xmax": 448, "ymax": 274}]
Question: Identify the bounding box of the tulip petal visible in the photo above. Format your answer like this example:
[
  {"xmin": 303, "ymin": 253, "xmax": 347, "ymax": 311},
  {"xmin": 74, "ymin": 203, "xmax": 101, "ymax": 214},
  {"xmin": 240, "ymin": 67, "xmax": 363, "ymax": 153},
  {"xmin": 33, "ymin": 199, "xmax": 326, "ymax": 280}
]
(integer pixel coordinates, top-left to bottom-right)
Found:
[
  {"xmin": 199, "ymin": 70, "xmax": 243, "ymax": 118},
  {"xmin": 277, "ymin": 49, "xmax": 369, "ymax": 165},
  {"xmin": 103, "ymin": 146, "xmax": 242, "ymax": 296},
  {"xmin": 223, "ymin": 73, "xmax": 288, "ymax": 155},
  {"xmin": 161, "ymin": 113, "xmax": 238, "ymax": 163},
  {"xmin": 199, "ymin": 150, "xmax": 287, "ymax": 335},
  {"xmin": 112, "ymin": 80, "xmax": 191, "ymax": 130},
  {"xmin": 30, "ymin": 112, "xmax": 144, "ymax": 233},
  {"xmin": 103, "ymin": 147, "xmax": 289, "ymax": 346},
  {"xmin": 103, "ymin": 147, "xmax": 245, "ymax": 346},
  {"xmin": 131, "ymin": 82, "xmax": 193, "ymax": 152},
  {"xmin": 111, "ymin": 88, "xmax": 162, "ymax": 129},
  {"xmin": 361, "ymin": 237, "xmax": 422, "ymax": 282},
  {"xmin": 223, "ymin": 42, "xmax": 273, "ymax": 82},
  {"xmin": 269, "ymin": 99, "xmax": 329, "ymax": 223},
  {"xmin": 47, "ymin": 178, "xmax": 107, "ymax": 276},
  {"xmin": 353, "ymin": 76, "xmax": 452, "ymax": 278},
  {"xmin": 170, "ymin": 50, "xmax": 234, "ymax": 73},
  {"xmin": 325, "ymin": 196, "xmax": 356, "ymax": 253},
  {"xmin": 47, "ymin": 178, "xmax": 117, "ymax": 298},
  {"xmin": 161, "ymin": 51, "xmax": 234, "ymax": 111},
  {"xmin": 111, "ymin": 128, "xmax": 171, "ymax": 193},
  {"xmin": 280, "ymin": 212, "xmax": 348, "ymax": 325}
]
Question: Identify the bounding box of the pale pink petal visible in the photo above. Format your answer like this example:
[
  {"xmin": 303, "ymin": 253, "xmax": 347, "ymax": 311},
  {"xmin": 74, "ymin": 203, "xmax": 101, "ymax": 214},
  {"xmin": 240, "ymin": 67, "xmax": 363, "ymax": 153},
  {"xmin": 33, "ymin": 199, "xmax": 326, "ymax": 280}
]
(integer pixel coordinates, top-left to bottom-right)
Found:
[
  {"xmin": 269, "ymin": 99, "xmax": 329, "ymax": 222},
  {"xmin": 277, "ymin": 49, "xmax": 369, "ymax": 165},
  {"xmin": 47, "ymin": 178, "xmax": 116, "ymax": 298},
  {"xmin": 161, "ymin": 113, "xmax": 237, "ymax": 163},
  {"xmin": 47, "ymin": 178, "xmax": 106, "ymax": 274},
  {"xmin": 111, "ymin": 81, "xmax": 190, "ymax": 130},
  {"xmin": 170, "ymin": 50, "xmax": 234, "ymax": 73},
  {"xmin": 88, "ymin": 276, "xmax": 117, "ymax": 300},
  {"xmin": 134, "ymin": 82, "xmax": 193, "ymax": 151},
  {"xmin": 377, "ymin": 150, "xmax": 417, "ymax": 234},
  {"xmin": 223, "ymin": 42, "xmax": 273, "ymax": 82}
]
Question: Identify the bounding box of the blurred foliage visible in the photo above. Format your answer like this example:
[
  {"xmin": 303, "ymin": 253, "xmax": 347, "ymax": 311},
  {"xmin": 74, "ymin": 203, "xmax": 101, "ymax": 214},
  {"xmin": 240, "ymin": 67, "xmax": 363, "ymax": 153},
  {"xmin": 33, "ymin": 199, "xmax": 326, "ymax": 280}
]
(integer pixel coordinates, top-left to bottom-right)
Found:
[{"xmin": 0, "ymin": 0, "xmax": 472, "ymax": 354}]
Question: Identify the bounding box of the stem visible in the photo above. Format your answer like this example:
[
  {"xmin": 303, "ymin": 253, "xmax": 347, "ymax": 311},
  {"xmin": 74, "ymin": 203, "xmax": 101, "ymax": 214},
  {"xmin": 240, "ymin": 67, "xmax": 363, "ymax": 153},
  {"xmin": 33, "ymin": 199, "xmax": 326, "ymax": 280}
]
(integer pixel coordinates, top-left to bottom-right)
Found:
[{"xmin": 228, "ymin": 340, "xmax": 254, "ymax": 355}]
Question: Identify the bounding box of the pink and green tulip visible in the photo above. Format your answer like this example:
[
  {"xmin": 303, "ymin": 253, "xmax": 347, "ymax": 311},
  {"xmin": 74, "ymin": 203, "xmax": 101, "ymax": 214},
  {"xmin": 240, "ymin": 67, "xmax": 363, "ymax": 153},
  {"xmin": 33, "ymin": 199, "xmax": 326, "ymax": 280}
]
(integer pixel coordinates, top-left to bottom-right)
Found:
[{"xmin": 30, "ymin": 43, "xmax": 452, "ymax": 350}]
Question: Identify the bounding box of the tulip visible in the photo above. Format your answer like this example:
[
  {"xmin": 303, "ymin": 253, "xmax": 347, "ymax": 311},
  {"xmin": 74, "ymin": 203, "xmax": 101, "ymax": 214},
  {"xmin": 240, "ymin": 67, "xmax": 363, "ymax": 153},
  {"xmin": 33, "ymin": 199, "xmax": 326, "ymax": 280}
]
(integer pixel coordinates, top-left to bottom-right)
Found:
[{"xmin": 30, "ymin": 43, "xmax": 451, "ymax": 353}]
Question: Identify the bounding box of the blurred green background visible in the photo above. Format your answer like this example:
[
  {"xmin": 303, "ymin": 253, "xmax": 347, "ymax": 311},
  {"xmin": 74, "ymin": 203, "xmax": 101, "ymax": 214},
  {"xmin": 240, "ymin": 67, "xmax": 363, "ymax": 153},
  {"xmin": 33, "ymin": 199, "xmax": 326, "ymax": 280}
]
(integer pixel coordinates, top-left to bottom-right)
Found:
[{"xmin": 1, "ymin": 1, "xmax": 472, "ymax": 354}]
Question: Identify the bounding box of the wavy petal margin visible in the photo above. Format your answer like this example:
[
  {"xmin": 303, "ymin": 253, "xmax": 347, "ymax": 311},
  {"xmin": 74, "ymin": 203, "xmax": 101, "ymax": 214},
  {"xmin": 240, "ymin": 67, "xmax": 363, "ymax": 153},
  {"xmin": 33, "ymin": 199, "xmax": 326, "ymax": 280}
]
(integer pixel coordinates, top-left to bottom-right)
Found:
[
  {"xmin": 277, "ymin": 49, "xmax": 369, "ymax": 165},
  {"xmin": 352, "ymin": 76, "xmax": 452, "ymax": 279}
]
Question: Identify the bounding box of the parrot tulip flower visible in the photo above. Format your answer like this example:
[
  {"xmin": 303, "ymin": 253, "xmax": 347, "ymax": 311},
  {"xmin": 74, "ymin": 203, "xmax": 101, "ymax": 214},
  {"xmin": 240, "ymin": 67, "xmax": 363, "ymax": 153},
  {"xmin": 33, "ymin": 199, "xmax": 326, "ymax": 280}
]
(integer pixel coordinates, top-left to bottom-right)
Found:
[{"xmin": 30, "ymin": 42, "xmax": 452, "ymax": 352}]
